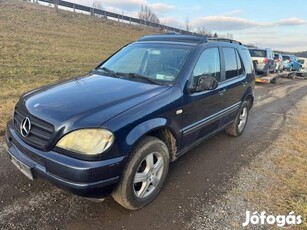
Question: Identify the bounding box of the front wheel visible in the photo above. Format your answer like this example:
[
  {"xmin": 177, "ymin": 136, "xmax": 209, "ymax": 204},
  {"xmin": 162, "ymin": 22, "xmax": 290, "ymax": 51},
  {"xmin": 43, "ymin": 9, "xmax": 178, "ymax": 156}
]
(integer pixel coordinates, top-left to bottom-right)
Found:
[
  {"xmin": 112, "ymin": 136, "xmax": 169, "ymax": 210},
  {"xmin": 225, "ymin": 101, "xmax": 250, "ymax": 137}
]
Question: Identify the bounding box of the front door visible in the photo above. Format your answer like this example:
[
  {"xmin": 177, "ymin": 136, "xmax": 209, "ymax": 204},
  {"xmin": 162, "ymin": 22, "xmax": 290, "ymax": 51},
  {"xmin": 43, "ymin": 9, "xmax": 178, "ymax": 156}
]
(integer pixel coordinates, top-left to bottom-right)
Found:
[{"xmin": 180, "ymin": 47, "xmax": 226, "ymax": 149}]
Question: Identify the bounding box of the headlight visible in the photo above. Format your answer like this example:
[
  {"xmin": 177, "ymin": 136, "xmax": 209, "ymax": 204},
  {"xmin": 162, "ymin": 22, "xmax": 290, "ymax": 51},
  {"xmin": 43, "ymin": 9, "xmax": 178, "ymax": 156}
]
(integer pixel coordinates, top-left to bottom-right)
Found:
[{"xmin": 56, "ymin": 129, "xmax": 114, "ymax": 155}]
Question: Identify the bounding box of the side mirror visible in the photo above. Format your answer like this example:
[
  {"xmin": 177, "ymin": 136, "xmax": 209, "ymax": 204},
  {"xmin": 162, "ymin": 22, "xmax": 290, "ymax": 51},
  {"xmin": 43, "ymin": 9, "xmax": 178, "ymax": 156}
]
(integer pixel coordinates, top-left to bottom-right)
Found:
[{"xmin": 190, "ymin": 76, "xmax": 218, "ymax": 92}]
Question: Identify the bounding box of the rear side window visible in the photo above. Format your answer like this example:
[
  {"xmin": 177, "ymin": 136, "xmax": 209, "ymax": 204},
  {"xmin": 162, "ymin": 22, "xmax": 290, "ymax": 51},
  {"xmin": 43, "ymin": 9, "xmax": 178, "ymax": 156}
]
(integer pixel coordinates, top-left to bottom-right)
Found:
[
  {"xmin": 223, "ymin": 48, "xmax": 245, "ymax": 80},
  {"xmin": 193, "ymin": 47, "xmax": 221, "ymax": 83}
]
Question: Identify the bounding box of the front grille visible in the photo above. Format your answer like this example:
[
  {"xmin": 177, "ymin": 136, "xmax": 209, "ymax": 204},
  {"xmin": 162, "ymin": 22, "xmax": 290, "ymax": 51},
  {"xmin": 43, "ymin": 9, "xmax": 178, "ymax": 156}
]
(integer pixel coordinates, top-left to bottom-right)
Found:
[{"xmin": 13, "ymin": 107, "xmax": 55, "ymax": 150}]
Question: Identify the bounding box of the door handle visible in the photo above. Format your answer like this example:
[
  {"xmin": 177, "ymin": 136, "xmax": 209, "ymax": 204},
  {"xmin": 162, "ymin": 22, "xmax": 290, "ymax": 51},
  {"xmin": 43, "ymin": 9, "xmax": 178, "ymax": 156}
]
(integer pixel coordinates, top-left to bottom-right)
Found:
[
  {"xmin": 218, "ymin": 89, "xmax": 226, "ymax": 96},
  {"xmin": 242, "ymin": 81, "xmax": 248, "ymax": 87}
]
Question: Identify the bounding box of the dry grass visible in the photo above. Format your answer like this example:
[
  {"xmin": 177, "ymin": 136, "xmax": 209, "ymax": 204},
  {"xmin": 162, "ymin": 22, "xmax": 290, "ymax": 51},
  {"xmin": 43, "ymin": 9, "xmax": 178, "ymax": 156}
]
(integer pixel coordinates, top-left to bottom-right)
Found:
[
  {"xmin": 246, "ymin": 104, "xmax": 307, "ymax": 228},
  {"xmin": 0, "ymin": 0, "xmax": 158, "ymax": 135}
]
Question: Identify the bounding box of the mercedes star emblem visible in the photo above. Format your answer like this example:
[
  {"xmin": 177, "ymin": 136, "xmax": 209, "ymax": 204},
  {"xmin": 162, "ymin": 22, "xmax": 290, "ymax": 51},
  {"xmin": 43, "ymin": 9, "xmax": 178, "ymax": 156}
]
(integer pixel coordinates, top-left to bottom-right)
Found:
[{"xmin": 20, "ymin": 117, "xmax": 31, "ymax": 137}]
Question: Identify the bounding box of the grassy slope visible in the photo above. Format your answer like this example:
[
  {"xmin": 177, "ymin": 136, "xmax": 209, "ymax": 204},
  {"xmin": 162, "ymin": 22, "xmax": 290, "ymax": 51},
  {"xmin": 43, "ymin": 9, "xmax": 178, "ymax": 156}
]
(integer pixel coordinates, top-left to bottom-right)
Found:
[{"xmin": 0, "ymin": 0, "xmax": 157, "ymax": 135}]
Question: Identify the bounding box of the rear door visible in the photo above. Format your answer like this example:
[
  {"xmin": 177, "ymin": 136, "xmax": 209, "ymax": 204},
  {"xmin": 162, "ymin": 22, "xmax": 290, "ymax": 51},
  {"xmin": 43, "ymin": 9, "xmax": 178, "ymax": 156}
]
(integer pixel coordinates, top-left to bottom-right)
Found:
[{"xmin": 219, "ymin": 46, "xmax": 247, "ymax": 126}]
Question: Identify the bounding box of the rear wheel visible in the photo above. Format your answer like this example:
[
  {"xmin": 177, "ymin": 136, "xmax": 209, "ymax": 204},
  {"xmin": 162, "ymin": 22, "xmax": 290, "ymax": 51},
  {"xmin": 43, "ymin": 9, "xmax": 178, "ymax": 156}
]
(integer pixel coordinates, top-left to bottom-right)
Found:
[
  {"xmin": 225, "ymin": 101, "xmax": 250, "ymax": 137},
  {"xmin": 289, "ymin": 65, "xmax": 293, "ymax": 72},
  {"xmin": 271, "ymin": 76, "xmax": 278, "ymax": 84},
  {"xmin": 112, "ymin": 136, "xmax": 169, "ymax": 210}
]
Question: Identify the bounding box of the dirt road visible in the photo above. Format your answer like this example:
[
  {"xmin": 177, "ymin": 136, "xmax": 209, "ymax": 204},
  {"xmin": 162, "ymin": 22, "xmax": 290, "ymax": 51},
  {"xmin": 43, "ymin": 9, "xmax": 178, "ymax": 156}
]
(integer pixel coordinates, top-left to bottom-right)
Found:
[{"xmin": 1, "ymin": 78, "xmax": 306, "ymax": 229}]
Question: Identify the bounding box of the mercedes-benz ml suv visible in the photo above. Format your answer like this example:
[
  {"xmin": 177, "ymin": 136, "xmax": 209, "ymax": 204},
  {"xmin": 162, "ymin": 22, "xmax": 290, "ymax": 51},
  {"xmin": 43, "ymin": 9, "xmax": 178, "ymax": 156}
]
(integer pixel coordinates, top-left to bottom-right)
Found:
[{"xmin": 5, "ymin": 34, "xmax": 255, "ymax": 210}]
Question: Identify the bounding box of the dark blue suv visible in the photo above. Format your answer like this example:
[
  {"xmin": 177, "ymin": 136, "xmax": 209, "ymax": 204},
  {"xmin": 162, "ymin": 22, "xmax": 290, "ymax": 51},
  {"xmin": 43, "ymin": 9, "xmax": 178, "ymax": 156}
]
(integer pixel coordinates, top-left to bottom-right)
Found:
[{"xmin": 5, "ymin": 34, "xmax": 255, "ymax": 210}]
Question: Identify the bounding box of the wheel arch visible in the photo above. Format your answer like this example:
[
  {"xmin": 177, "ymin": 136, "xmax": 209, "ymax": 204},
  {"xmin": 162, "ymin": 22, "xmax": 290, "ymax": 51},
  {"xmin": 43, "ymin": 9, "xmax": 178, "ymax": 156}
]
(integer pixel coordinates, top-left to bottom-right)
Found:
[
  {"xmin": 126, "ymin": 119, "xmax": 178, "ymax": 162},
  {"xmin": 244, "ymin": 94, "xmax": 254, "ymax": 109},
  {"xmin": 241, "ymin": 86, "xmax": 254, "ymax": 110}
]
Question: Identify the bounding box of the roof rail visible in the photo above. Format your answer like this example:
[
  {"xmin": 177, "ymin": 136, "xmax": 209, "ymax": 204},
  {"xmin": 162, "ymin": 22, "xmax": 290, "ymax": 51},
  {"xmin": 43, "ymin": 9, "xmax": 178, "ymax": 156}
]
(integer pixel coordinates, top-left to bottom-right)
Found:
[
  {"xmin": 138, "ymin": 34, "xmax": 208, "ymax": 44},
  {"xmin": 208, "ymin": 38, "xmax": 242, "ymax": 45}
]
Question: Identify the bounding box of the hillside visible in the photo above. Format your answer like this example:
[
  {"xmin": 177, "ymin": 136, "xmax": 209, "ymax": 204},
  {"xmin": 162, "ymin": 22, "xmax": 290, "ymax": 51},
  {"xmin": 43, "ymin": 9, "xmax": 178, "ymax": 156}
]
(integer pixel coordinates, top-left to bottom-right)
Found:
[
  {"xmin": 275, "ymin": 50, "xmax": 307, "ymax": 58},
  {"xmin": 294, "ymin": 51, "xmax": 307, "ymax": 58},
  {"xmin": 0, "ymin": 0, "xmax": 158, "ymax": 136}
]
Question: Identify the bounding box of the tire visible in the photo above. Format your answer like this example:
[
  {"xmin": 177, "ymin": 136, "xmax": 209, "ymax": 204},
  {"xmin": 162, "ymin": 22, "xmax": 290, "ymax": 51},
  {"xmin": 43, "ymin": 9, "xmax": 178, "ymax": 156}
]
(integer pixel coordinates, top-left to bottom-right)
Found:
[
  {"xmin": 271, "ymin": 76, "xmax": 278, "ymax": 84},
  {"xmin": 289, "ymin": 65, "xmax": 293, "ymax": 72},
  {"xmin": 112, "ymin": 136, "xmax": 169, "ymax": 210},
  {"xmin": 225, "ymin": 101, "xmax": 250, "ymax": 137},
  {"xmin": 264, "ymin": 68, "xmax": 269, "ymax": 76}
]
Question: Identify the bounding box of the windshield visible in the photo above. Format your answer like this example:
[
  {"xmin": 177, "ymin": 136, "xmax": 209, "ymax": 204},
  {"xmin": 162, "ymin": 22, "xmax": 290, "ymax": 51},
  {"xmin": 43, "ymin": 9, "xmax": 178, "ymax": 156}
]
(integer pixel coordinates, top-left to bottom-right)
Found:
[
  {"xmin": 249, "ymin": 49, "xmax": 266, "ymax": 58},
  {"xmin": 97, "ymin": 43, "xmax": 193, "ymax": 84}
]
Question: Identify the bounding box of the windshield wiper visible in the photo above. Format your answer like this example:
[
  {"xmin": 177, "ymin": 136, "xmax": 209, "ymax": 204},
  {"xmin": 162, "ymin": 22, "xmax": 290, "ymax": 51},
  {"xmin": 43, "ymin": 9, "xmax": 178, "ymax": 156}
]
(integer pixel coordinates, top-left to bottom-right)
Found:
[
  {"xmin": 97, "ymin": 67, "xmax": 119, "ymax": 78},
  {"xmin": 117, "ymin": 72, "xmax": 161, "ymax": 85}
]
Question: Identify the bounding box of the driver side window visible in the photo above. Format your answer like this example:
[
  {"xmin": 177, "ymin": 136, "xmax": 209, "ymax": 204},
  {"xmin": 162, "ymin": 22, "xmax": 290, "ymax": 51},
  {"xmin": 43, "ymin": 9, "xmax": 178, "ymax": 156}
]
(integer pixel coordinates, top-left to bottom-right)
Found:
[{"xmin": 193, "ymin": 48, "xmax": 221, "ymax": 85}]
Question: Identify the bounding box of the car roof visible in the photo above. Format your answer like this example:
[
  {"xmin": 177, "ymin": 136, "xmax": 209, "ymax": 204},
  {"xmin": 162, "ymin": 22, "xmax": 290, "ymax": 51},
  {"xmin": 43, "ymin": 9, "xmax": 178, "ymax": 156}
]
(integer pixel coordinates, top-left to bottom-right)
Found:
[
  {"xmin": 138, "ymin": 34, "xmax": 243, "ymax": 46},
  {"xmin": 138, "ymin": 34, "xmax": 208, "ymax": 44}
]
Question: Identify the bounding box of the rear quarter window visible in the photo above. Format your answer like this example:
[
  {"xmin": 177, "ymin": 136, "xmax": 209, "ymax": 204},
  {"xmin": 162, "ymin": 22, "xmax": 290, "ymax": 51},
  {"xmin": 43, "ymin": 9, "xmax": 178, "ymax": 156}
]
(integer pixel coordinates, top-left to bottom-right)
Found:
[{"xmin": 240, "ymin": 49, "xmax": 253, "ymax": 74}]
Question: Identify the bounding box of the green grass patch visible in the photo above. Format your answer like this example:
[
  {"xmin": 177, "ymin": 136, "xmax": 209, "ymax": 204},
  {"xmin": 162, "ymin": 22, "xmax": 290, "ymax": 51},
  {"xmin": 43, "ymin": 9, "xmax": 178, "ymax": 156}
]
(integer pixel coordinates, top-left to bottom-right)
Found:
[{"xmin": 0, "ymin": 0, "xmax": 158, "ymax": 135}]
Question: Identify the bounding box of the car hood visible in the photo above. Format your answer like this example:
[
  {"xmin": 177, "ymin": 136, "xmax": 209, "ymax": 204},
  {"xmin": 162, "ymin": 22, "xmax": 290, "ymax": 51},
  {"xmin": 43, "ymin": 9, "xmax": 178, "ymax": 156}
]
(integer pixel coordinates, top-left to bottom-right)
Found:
[{"xmin": 22, "ymin": 74, "xmax": 169, "ymax": 129}]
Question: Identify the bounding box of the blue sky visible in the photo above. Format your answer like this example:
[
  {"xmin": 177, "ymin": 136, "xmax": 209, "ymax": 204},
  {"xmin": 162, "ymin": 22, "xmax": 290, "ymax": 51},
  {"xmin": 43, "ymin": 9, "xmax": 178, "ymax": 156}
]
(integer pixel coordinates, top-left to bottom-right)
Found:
[{"xmin": 62, "ymin": 0, "xmax": 307, "ymax": 51}]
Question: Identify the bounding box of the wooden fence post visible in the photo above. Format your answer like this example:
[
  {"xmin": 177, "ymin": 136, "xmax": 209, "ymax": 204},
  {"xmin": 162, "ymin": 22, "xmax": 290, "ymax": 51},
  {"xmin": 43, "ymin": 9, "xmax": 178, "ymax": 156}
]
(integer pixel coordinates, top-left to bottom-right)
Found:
[
  {"xmin": 54, "ymin": 0, "xmax": 58, "ymax": 14},
  {"xmin": 90, "ymin": 8, "xmax": 94, "ymax": 17}
]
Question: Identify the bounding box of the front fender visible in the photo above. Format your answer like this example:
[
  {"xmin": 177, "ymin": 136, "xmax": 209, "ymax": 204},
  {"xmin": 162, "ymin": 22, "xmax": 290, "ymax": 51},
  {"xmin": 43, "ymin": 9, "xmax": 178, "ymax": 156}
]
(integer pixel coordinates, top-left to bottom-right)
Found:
[{"xmin": 126, "ymin": 118, "xmax": 168, "ymax": 146}]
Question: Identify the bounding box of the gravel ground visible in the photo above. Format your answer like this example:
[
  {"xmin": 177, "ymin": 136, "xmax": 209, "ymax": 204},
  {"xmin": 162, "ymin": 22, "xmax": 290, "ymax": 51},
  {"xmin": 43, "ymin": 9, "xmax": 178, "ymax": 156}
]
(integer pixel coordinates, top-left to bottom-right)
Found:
[{"xmin": 185, "ymin": 95, "xmax": 307, "ymax": 230}]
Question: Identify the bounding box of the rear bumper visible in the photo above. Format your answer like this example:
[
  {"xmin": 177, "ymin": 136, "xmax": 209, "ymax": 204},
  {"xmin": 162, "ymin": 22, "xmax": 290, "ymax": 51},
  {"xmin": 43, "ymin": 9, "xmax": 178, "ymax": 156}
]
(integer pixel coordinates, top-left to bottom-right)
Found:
[
  {"xmin": 255, "ymin": 63, "xmax": 268, "ymax": 73},
  {"xmin": 5, "ymin": 122, "xmax": 125, "ymax": 198},
  {"xmin": 283, "ymin": 63, "xmax": 291, "ymax": 69}
]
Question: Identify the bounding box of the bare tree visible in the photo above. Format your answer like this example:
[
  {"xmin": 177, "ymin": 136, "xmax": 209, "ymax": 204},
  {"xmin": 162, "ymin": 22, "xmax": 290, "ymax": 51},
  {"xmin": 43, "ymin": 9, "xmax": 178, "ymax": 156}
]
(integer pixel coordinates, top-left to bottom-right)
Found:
[
  {"xmin": 138, "ymin": 5, "xmax": 160, "ymax": 24},
  {"xmin": 197, "ymin": 26, "xmax": 212, "ymax": 37},
  {"xmin": 218, "ymin": 33, "xmax": 234, "ymax": 39},
  {"xmin": 93, "ymin": 0, "xmax": 103, "ymax": 10},
  {"xmin": 185, "ymin": 16, "xmax": 191, "ymax": 31},
  {"xmin": 92, "ymin": 0, "xmax": 106, "ymax": 18},
  {"xmin": 225, "ymin": 33, "xmax": 234, "ymax": 39}
]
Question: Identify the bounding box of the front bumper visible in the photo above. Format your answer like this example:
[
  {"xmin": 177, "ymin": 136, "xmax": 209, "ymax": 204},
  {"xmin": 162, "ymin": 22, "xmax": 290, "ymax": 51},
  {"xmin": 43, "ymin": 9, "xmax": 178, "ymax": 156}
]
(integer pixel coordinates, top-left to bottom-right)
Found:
[{"xmin": 5, "ymin": 122, "xmax": 125, "ymax": 198}]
